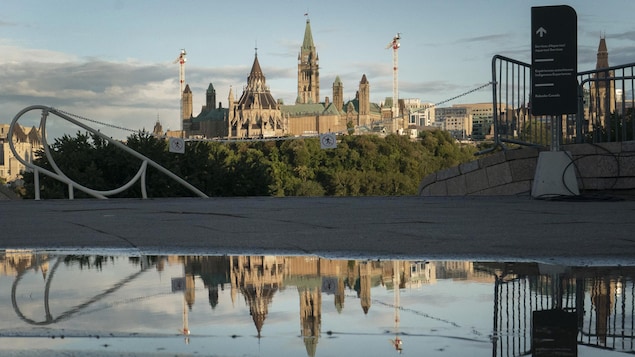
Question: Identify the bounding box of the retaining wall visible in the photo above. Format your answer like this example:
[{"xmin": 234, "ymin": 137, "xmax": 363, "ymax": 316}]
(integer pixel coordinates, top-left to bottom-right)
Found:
[{"xmin": 418, "ymin": 141, "xmax": 635, "ymax": 196}]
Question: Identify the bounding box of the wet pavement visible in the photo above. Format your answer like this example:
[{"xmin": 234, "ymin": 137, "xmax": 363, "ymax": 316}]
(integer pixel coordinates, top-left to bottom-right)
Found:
[
  {"xmin": 2, "ymin": 195, "xmax": 635, "ymax": 263},
  {"xmin": 2, "ymin": 195, "xmax": 635, "ymax": 356},
  {"xmin": 1, "ymin": 253, "xmax": 634, "ymax": 356}
]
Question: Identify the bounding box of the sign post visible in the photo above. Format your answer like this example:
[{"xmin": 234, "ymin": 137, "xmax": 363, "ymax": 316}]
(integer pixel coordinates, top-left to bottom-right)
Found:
[
  {"xmin": 531, "ymin": 5, "xmax": 577, "ymax": 116},
  {"xmin": 530, "ymin": 5, "xmax": 580, "ymax": 198}
]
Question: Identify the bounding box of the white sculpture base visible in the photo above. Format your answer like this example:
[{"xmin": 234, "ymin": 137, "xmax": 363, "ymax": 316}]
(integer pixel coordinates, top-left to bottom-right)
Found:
[{"xmin": 531, "ymin": 151, "xmax": 580, "ymax": 198}]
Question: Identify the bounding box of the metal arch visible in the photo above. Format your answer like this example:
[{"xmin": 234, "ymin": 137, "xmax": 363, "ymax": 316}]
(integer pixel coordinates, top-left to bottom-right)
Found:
[
  {"xmin": 11, "ymin": 256, "xmax": 152, "ymax": 326},
  {"xmin": 8, "ymin": 105, "xmax": 208, "ymax": 199}
]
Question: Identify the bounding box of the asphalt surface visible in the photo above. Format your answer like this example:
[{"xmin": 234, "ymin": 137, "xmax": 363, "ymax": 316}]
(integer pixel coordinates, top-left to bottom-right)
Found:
[{"xmin": 2, "ymin": 195, "xmax": 635, "ymax": 263}]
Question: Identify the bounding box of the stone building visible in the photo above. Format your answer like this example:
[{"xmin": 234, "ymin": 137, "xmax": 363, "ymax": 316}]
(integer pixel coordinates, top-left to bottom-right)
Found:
[
  {"xmin": 435, "ymin": 106, "xmax": 471, "ymax": 139},
  {"xmin": 0, "ymin": 124, "xmax": 42, "ymax": 182},
  {"xmin": 297, "ymin": 19, "xmax": 320, "ymax": 105},
  {"xmin": 229, "ymin": 53, "xmax": 286, "ymax": 138},
  {"xmin": 588, "ymin": 36, "xmax": 616, "ymax": 130},
  {"xmin": 187, "ymin": 83, "xmax": 228, "ymax": 139},
  {"xmin": 182, "ymin": 19, "xmax": 385, "ymax": 139}
]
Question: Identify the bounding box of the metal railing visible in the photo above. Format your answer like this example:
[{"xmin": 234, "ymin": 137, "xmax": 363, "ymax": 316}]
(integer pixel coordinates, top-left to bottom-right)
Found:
[
  {"xmin": 490, "ymin": 55, "xmax": 635, "ymax": 149},
  {"xmin": 491, "ymin": 266, "xmax": 635, "ymax": 356},
  {"xmin": 580, "ymin": 276, "xmax": 635, "ymax": 351},
  {"xmin": 577, "ymin": 62, "xmax": 635, "ymax": 143},
  {"xmin": 8, "ymin": 105, "xmax": 208, "ymax": 199}
]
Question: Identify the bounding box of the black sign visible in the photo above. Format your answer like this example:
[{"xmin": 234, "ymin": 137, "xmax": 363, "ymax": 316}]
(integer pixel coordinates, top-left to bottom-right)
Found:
[
  {"xmin": 532, "ymin": 309, "xmax": 578, "ymax": 356},
  {"xmin": 531, "ymin": 5, "xmax": 577, "ymax": 116}
]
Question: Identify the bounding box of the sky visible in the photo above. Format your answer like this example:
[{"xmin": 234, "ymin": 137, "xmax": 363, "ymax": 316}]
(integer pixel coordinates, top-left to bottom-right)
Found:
[{"xmin": 2, "ymin": 0, "xmax": 635, "ymax": 139}]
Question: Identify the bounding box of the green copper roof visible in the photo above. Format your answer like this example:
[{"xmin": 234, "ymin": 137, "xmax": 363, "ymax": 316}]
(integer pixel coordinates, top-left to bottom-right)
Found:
[
  {"xmin": 344, "ymin": 99, "xmax": 382, "ymax": 114},
  {"xmin": 323, "ymin": 102, "xmax": 342, "ymax": 115},
  {"xmin": 191, "ymin": 108, "xmax": 227, "ymax": 123},
  {"xmin": 370, "ymin": 102, "xmax": 381, "ymax": 113},
  {"xmin": 281, "ymin": 103, "xmax": 325, "ymax": 116},
  {"xmin": 302, "ymin": 19, "xmax": 315, "ymax": 50}
]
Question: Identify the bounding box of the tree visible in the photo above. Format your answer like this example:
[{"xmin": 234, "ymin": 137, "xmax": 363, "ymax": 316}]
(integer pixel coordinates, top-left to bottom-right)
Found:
[
  {"xmin": 20, "ymin": 130, "xmax": 477, "ymax": 199},
  {"xmin": 586, "ymin": 110, "xmax": 635, "ymax": 143}
]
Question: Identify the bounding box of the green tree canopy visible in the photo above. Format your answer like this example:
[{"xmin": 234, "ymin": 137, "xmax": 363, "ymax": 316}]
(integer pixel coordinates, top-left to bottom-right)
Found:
[{"xmin": 21, "ymin": 130, "xmax": 477, "ymax": 199}]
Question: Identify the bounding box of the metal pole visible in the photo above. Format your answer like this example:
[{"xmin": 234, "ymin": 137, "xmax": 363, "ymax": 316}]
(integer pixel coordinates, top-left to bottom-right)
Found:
[{"xmin": 551, "ymin": 115, "xmax": 561, "ymax": 151}]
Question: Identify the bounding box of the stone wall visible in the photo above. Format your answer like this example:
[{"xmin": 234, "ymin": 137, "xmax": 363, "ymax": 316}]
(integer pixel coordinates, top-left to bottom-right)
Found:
[
  {"xmin": 418, "ymin": 141, "xmax": 635, "ymax": 196},
  {"xmin": 0, "ymin": 184, "xmax": 19, "ymax": 200}
]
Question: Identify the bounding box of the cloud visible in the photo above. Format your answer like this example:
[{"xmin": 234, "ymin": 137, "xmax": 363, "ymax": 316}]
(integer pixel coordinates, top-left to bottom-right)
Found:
[
  {"xmin": 0, "ymin": 41, "xmax": 309, "ymax": 140},
  {"xmin": 400, "ymin": 80, "xmax": 491, "ymax": 105},
  {"xmin": 0, "ymin": 60, "xmax": 175, "ymax": 108},
  {"xmin": 0, "ymin": 45, "xmax": 184, "ymax": 139},
  {"xmin": 0, "ymin": 42, "xmax": 77, "ymax": 64},
  {"xmin": 608, "ymin": 30, "xmax": 635, "ymax": 41},
  {"xmin": 455, "ymin": 33, "xmax": 509, "ymax": 44},
  {"xmin": 577, "ymin": 33, "xmax": 635, "ymax": 71}
]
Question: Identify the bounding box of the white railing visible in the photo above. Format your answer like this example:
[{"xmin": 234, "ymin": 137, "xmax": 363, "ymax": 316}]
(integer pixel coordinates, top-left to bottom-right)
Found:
[{"xmin": 9, "ymin": 105, "xmax": 208, "ymax": 200}]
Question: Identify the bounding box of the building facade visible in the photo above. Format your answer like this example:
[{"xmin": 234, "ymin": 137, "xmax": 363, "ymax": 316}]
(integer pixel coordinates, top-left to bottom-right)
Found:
[
  {"xmin": 435, "ymin": 106, "xmax": 471, "ymax": 139},
  {"xmin": 182, "ymin": 19, "xmax": 386, "ymax": 140},
  {"xmin": 229, "ymin": 54, "xmax": 286, "ymax": 138},
  {"xmin": 297, "ymin": 20, "xmax": 320, "ymax": 105},
  {"xmin": 0, "ymin": 124, "xmax": 42, "ymax": 183},
  {"xmin": 460, "ymin": 103, "xmax": 494, "ymax": 140},
  {"xmin": 403, "ymin": 98, "xmax": 435, "ymax": 127},
  {"xmin": 433, "ymin": 103, "xmax": 494, "ymax": 140},
  {"xmin": 588, "ymin": 36, "xmax": 616, "ymax": 130}
]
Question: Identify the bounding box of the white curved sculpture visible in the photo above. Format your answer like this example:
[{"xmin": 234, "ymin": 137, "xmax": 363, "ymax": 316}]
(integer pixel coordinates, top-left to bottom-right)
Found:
[{"xmin": 9, "ymin": 105, "xmax": 208, "ymax": 200}]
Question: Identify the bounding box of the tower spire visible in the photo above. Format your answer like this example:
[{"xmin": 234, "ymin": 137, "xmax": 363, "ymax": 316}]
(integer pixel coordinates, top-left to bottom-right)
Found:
[
  {"xmin": 302, "ymin": 17, "xmax": 315, "ymax": 50},
  {"xmin": 298, "ymin": 17, "xmax": 320, "ymax": 104},
  {"xmin": 247, "ymin": 51, "xmax": 265, "ymax": 92},
  {"xmin": 596, "ymin": 36, "xmax": 609, "ymax": 69}
]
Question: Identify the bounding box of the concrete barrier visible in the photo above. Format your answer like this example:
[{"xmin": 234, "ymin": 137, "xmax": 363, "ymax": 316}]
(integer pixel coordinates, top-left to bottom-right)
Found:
[{"xmin": 419, "ymin": 141, "xmax": 635, "ymax": 197}]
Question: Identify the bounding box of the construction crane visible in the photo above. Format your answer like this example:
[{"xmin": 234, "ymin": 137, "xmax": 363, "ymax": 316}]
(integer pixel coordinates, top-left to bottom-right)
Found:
[
  {"xmin": 390, "ymin": 260, "xmax": 404, "ymax": 353},
  {"xmin": 174, "ymin": 49, "xmax": 187, "ymax": 133},
  {"xmin": 386, "ymin": 34, "xmax": 400, "ymax": 118}
]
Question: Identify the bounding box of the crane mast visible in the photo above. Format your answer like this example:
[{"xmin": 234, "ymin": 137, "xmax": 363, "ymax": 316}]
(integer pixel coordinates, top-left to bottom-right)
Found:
[
  {"xmin": 174, "ymin": 49, "xmax": 187, "ymax": 134},
  {"xmin": 386, "ymin": 34, "xmax": 400, "ymax": 118},
  {"xmin": 391, "ymin": 260, "xmax": 403, "ymax": 353}
]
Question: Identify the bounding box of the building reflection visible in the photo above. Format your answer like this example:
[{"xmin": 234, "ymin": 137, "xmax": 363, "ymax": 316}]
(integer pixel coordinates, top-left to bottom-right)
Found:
[
  {"xmin": 1, "ymin": 251, "xmax": 634, "ymax": 356},
  {"xmin": 1, "ymin": 249, "xmax": 50, "ymax": 280}
]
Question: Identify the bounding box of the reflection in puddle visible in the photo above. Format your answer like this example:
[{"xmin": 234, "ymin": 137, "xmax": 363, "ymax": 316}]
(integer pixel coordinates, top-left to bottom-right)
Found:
[{"xmin": 1, "ymin": 251, "xmax": 634, "ymax": 356}]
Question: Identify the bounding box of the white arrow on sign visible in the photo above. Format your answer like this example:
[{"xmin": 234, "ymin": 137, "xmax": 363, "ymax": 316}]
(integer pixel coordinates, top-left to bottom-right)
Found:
[{"xmin": 536, "ymin": 27, "xmax": 547, "ymax": 37}]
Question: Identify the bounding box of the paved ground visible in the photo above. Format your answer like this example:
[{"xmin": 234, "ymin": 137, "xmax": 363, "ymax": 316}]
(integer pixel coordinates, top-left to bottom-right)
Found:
[{"xmin": 2, "ymin": 195, "xmax": 635, "ymax": 263}]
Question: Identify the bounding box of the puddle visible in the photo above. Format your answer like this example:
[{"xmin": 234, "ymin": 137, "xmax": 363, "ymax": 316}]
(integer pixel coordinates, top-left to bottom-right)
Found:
[{"xmin": 1, "ymin": 251, "xmax": 634, "ymax": 356}]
